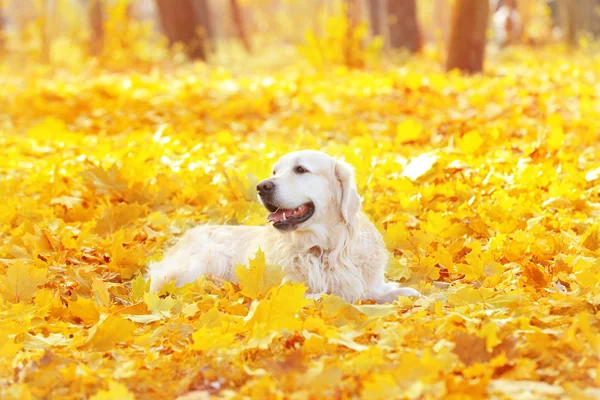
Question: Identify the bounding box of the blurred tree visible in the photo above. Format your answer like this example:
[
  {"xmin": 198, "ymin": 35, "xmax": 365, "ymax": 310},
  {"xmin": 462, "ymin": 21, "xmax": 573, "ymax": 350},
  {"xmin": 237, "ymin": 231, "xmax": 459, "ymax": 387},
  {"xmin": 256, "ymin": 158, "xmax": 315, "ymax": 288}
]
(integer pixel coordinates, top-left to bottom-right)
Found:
[
  {"xmin": 229, "ymin": 0, "xmax": 251, "ymax": 53},
  {"xmin": 559, "ymin": 0, "xmax": 577, "ymax": 46},
  {"xmin": 388, "ymin": 0, "xmax": 420, "ymax": 52},
  {"xmin": 155, "ymin": 0, "xmax": 210, "ymax": 60},
  {"xmin": 194, "ymin": 0, "xmax": 213, "ymax": 45},
  {"xmin": 0, "ymin": 0, "xmax": 4, "ymax": 54},
  {"xmin": 367, "ymin": 0, "xmax": 383, "ymax": 37},
  {"xmin": 89, "ymin": 0, "xmax": 104, "ymax": 55},
  {"xmin": 446, "ymin": 0, "xmax": 489, "ymax": 73},
  {"xmin": 40, "ymin": 0, "xmax": 53, "ymax": 62}
]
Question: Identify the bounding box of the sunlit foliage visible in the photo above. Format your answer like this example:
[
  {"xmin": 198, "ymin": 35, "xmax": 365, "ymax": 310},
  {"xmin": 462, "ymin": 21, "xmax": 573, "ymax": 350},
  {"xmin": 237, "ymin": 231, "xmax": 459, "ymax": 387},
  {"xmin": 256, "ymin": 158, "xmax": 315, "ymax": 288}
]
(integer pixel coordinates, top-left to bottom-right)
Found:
[{"xmin": 1, "ymin": 45, "xmax": 600, "ymax": 399}]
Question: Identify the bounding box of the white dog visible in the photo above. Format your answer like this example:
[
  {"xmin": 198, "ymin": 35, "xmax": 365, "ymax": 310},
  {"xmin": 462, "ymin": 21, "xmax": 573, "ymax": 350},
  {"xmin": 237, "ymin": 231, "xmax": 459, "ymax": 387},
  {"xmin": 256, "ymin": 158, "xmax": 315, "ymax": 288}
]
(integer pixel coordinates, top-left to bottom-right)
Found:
[{"xmin": 147, "ymin": 150, "xmax": 420, "ymax": 303}]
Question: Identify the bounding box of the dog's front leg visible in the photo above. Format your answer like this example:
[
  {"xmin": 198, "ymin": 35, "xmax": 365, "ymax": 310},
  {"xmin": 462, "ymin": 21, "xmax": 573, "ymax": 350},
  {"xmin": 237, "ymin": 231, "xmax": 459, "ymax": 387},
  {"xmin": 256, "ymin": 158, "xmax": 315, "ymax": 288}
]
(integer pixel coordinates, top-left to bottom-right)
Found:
[{"xmin": 365, "ymin": 281, "xmax": 421, "ymax": 304}]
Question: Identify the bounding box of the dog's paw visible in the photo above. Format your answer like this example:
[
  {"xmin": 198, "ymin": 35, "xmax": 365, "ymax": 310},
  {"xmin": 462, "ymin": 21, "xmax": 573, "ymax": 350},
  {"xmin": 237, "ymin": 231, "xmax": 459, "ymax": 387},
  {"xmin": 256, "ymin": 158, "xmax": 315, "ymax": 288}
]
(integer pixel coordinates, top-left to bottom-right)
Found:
[
  {"xmin": 305, "ymin": 292, "xmax": 325, "ymax": 300},
  {"xmin": 367, "ymin": 282, "xmax": 421, "ymax": 304},
  {"xmin": 392, "ymin": 287, "xmax": 421, "ymax": 298}
]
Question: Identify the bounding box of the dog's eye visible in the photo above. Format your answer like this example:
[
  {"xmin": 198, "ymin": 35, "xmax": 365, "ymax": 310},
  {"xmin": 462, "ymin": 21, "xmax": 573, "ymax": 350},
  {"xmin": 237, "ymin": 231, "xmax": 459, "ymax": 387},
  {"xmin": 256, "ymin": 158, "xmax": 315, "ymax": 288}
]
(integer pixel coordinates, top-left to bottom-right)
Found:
[
  {"xmin": 295, "ymin": 166, "xmax": 309, "ymax": 174},
  {"xmin": 272, "ymin": 170, "xmax": 276, "ymax": 176}
]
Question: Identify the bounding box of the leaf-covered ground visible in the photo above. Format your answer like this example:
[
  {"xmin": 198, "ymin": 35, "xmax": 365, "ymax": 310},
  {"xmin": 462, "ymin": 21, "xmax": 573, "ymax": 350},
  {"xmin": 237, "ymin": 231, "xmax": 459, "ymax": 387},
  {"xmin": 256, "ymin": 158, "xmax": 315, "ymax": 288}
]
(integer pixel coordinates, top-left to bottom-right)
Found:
[{"xmin": 2, "ymin": 49, "xmax": 600, "ymax": 399}]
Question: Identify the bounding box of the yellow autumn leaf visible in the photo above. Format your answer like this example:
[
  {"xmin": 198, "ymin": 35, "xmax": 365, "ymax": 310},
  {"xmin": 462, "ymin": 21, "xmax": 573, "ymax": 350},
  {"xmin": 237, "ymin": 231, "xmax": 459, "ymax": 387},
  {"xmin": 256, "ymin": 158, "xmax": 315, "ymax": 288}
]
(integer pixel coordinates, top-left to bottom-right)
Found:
[
  {"xmin": 143, "ymin": 292, "xmax": 178, "ymax": 313},
  {"xmin": 2, "ymin": 15, "xmax": 600, "ymax": 399},
  {"xmin": 245, "ymin": 283, "xmax": 310, "ymax": 340},
  {"xmin": 90, "ymin": 381, "xmax": 135, "ymax": 400},
  {"xmin": 455, "ymin": 249, "xmax": 485, "ymax": 281},
  {"xmin": 190, "ymin": 327, "xmax": 236, "ymax": 351},
  {"xmin": 83, "ymin": 314, "xmax": 137, "ymax": 351},
  {"xmin": 477, "ymin": 322, "xmax": 501, "ymax": 352},
  {"xmin": 395, "ymin": 119, "xmax": 424, "ymax": 144},
  {"xmin": 0, "ymin": 261, "xmax": 47, "ymax": 303},
  {"xmin": 131, "ymin": 274, "xmax": 150, "ymax": 301},
  {"xmin": 94, "ymin": 203, "xmax": 146, "ymax": 235},
  {"xmin": 458, "ymin": 129, "xmax": 484, "ymax": 154},
  {"xmin": 69, "ymin": 297, "xmax": 101, "ymax": 325},
  {"xmin": 546, "ymin": 113, "xmax": 565, "ymax": 151},
  {"xmin": 235, "ymin": 249, "xmax": 286, "ymax": 299},
  {"xmin": 92, "ymin": 278, "xmax": 111, "ymax": 308}
]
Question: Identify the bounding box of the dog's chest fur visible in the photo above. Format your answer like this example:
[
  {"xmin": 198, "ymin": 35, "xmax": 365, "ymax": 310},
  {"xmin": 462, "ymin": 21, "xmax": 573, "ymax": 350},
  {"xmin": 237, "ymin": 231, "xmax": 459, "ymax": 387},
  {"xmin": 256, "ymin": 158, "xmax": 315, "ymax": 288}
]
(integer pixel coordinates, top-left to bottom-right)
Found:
[{"xmin": 263, "ymin": 227, "xmax": 374, "ymax": 302}]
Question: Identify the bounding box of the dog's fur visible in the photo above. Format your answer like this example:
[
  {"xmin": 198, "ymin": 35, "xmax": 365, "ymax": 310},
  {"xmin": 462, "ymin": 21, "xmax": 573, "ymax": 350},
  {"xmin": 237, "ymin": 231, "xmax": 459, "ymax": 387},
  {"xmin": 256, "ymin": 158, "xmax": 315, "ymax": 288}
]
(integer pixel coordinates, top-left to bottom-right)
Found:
[{"xmin": 147, "ymin": 150, "xmax": 419, "ymax": 303}]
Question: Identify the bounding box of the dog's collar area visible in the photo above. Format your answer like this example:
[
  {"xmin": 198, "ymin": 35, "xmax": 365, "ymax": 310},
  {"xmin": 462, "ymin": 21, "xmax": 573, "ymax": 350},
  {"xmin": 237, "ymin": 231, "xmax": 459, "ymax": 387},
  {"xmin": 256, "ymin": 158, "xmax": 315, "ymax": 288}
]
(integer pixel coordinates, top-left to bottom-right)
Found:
[{"xmin": 309, "ymin": 246, "xmax": 323, "ymax": 257}]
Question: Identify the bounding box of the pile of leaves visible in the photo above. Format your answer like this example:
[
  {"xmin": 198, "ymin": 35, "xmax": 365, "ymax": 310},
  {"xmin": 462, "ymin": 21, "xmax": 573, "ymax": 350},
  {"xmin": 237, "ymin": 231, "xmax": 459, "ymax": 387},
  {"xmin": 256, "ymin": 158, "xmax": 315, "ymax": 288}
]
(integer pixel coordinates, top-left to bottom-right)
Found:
[{"xmin": 1, "ymin": 48, "xmax": 600, "ymax": 399}]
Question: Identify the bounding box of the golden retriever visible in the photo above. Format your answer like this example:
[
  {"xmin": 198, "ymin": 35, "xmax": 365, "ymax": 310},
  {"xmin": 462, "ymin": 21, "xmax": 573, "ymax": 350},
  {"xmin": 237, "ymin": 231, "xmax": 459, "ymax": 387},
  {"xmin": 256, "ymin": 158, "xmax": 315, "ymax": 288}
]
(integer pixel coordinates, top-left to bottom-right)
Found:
[{"xmin": 147, "ymin": 150, "xmax": 420, "ymax": 303}]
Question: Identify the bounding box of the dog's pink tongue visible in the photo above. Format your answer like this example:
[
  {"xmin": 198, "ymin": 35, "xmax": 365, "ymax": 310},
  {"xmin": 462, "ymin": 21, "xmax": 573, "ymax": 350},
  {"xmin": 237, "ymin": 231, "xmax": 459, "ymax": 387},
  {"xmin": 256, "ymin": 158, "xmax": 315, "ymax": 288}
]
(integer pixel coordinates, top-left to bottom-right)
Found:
[{"xmin": 268, "ymin": 209, "xmax": 293, "ymax": 223}]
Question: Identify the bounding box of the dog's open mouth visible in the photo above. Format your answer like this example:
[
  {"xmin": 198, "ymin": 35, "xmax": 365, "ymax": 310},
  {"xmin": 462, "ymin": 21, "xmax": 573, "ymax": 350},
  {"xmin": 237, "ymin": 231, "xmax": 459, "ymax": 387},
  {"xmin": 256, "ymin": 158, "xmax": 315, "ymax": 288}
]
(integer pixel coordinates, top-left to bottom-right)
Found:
[{"xmin": 266, "ymin": 202, "xmax": 315, "ymax": 230}]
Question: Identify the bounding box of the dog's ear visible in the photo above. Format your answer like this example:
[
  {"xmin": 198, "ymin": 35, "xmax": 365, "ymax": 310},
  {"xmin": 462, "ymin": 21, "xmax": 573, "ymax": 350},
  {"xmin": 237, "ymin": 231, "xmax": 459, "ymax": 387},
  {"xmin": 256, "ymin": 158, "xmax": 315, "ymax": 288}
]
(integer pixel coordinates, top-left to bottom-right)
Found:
[{"xmin": 334, "ymin": 160, "xmax": 361, "ymax": 224}]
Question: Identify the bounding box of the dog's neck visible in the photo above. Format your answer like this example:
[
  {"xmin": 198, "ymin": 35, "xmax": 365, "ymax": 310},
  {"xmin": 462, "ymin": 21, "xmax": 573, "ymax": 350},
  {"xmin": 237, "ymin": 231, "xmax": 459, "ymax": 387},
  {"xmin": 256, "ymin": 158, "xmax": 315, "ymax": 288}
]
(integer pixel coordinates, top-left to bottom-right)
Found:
[{"xmin": 287, "ymin": 217, "xmax": 354, "ymax": 253}]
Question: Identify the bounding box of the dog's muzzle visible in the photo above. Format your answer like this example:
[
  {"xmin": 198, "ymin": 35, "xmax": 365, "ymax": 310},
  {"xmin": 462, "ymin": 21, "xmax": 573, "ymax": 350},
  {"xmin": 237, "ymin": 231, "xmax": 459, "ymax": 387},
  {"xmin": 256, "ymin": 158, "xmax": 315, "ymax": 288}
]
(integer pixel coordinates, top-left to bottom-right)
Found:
[{"xmin": 257, "ymin": 180, "xmax": 314, "ymax": 231}]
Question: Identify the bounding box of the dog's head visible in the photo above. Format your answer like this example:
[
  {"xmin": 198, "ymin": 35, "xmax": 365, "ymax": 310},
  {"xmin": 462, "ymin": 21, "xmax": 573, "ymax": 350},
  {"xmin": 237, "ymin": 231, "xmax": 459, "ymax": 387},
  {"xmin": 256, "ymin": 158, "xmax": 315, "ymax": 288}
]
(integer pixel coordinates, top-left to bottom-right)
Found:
[{"xmin": 257, "ymin": 150, "xmax": 361, "ymax": 232}]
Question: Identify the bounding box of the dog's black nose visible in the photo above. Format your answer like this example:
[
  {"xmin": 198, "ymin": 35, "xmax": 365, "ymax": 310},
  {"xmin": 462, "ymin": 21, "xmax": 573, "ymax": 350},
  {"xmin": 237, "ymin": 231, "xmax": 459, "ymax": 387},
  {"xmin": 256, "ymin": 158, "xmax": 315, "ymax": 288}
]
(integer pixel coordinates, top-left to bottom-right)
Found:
[{"xmin": 257, "ymin": 181, "xmax": 275, "ymax": 193}]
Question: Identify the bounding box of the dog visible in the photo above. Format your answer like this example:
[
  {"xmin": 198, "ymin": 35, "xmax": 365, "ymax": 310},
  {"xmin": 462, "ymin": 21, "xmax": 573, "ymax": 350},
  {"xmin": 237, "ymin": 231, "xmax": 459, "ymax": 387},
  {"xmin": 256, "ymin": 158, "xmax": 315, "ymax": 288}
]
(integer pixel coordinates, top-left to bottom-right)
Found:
[{"xmin": 147, "ymin": 150, "xmax": 420, "ymax": 303}]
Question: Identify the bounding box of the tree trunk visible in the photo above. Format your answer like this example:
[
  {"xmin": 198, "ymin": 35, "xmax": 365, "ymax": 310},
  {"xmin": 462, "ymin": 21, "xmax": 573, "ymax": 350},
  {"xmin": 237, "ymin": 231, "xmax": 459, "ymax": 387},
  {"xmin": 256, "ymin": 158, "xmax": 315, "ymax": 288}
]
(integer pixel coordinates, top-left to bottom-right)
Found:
[
  {"xmin": 40, "ymin": 0, "xmax": 54, "ymax": 62},
  {"xmin": 89, "ymin": 0, "xmax": 104, "ymax": 55},
  {"xmin": 388, "ymin": 0, "xmax": 421, "ymax": 52},
  {"xmin": 229, "ymin": 0, "xmax": 251, "ymax": 53},
  {"xmin": 0, "ymin": 0, "xmax": 5, "ymax": 54},
  {"xmin": 155, "ymin": 0, "xmax": 209, "ymax": 60},
  {"xmin": 367, "ymin": 0, "xmax": 382, "ymax": 37},
  {"xmin": 193, "ymin": 0, "xmax": 213, "ymax": 43},
  {"xmin": 446, "ymin": 0, "xmax": 489, "ymax": 73},
  {"xmin": 559, "ymin": 0, "xmax": 577, "ymax": 47}
]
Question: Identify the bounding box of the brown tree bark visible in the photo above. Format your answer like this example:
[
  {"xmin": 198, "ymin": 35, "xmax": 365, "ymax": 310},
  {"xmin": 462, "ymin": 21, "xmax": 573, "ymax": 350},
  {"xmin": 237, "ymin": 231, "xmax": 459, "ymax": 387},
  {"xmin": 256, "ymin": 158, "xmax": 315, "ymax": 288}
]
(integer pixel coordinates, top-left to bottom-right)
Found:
[
  {"xmin": 40, "ymin": 0, "xmax": 53, "ymax": 62},
  {"xmin": 229, "ymin": 0, "xmax": 251, "ymax": 53},
  {"xmin": 446, "ymin": 0, "xmax": 489, "ymax": 74},
  {"xmin": 388, "ymin": 0, "xmax": 421, "ymax": 52},
  {"xmin": 367, "ymin": 0, "xmax": 382, "ymax": 37},
  {"xmin": 559, "ymin": 0, "xmax": 577, "ymax": 47},
  {"xmin": 155, "ymin": 0, "xmax": 209, "ymax": 60},
  {"xmin": 89, "ymin": 0, "xmax": 104, "ymax": 55},
  {"xmin": 0, "ymin": 0, "xmax": 5, "ymax": 54}
]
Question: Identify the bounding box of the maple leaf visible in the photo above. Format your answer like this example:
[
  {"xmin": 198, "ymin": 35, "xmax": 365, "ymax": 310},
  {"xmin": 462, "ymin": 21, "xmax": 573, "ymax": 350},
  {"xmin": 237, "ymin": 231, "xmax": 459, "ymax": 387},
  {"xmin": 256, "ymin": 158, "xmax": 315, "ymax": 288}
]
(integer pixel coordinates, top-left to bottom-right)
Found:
[
  {"xmin": 93, "ymin": 203, "xmax": 146, "ymax": 235},
  {"xmin": 92, "ymin": 278, "xmax": 112, "ymax": 308},
  {"xmin": 455, "ymin": 243, "xmax": 485, "ymax": 281},
  {"xmin": 235, "ymin": 249, "xmax": 286, "ymax": 299},
  {"xmin": 69, "ymin": 297, "xmax": 101, "ymax": 325},
  {"xmin": 82, "ymin": 165, "xmax": 128, "ymax": 196},
  {"xmin": 143, "ymin": 292, "xmax": 178, "ymax": 313},
  {"xmin": 581, "ymin": 224, "xmax": 600, "ymax": 252},
  {"xmin": 458, "ymin": 129, "xmax": 484, "ymax": 154},
  {"xmin": 0, "ymin": 261, "xmax": 47, "ymax": 303},
  {"xmin": 395, "ymin": 119, "xmax": 424, "ymax": 144},
  {"xmin": 131, "ymin": 274, "xmax": 150, "ymax": 301},
  {"xmin": 82, "ymin": 314, "xmax": 137, "ymax": 351},
  {"xmin": 245, "ymin": 283, "xmax": 310, "ymax": 343},
  {"xmin": 191, "ymin": 327, "xmax": 236, "ymax": 352},
  {"xmin": 90, "ymin": 381, "xmax": 135, "ymax": 400},
  {"xmin": 452, "ymin": 331, "xmax": 490, "ymax": 365}
]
